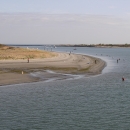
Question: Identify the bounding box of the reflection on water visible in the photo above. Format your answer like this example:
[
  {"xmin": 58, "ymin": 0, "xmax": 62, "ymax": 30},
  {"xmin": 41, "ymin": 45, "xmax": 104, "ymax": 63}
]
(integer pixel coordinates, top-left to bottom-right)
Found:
[{"xmin": 0, "ymin": 47, "xmax": 130, "ymax": 129}]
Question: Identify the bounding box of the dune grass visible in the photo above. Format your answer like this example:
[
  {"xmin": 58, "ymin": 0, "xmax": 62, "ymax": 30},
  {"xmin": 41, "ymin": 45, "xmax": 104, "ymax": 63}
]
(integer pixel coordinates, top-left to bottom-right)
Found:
[{"xmin": 0, "ymin": 44, "xmax": 57, "ymax": 60}]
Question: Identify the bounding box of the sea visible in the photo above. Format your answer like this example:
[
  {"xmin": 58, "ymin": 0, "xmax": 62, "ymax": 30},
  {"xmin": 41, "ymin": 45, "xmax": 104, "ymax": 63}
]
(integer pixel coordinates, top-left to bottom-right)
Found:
[{"xmin": 0, "ymin": 46, "xmax": 130, "ymax": 130}]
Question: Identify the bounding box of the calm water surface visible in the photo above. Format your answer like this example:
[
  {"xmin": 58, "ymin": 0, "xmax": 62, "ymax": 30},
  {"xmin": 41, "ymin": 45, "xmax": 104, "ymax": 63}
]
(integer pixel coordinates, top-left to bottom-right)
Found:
[{"xmin": 0, "ymin": 47, "xmax": 130, "ymax": 130}]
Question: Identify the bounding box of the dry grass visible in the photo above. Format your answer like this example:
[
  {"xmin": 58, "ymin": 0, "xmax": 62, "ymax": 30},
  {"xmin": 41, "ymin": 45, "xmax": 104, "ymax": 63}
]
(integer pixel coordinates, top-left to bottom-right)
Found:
[{"xmin": 0, "ymin": 44, "xmax": 57, "ymax": 60}]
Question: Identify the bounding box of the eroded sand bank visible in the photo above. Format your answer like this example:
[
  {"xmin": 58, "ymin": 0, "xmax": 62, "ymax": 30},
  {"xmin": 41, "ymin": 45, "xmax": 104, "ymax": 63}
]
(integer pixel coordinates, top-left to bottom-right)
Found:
[{"xmin": 0, "ymin": 52, "xmax": 106, "ymax": 86}]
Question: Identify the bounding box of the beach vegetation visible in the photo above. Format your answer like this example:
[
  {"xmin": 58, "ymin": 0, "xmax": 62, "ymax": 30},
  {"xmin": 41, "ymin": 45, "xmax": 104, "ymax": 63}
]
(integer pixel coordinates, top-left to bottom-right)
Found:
[{"xmin": 0, "ymin": 44, "xmax": 57, "ymax": 60}]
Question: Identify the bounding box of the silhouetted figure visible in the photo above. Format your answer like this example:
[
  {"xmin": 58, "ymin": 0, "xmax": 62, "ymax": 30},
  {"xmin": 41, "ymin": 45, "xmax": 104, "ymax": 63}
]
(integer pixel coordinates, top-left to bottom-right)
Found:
[
  {"xmin": 117, "ymin": 59, "xmax": 118, "ymax": 63},
  {"xmin": 27, "ymin": 58, "xmax": 29, "ymax": 63},
  {"xmin": 122, "ymin": 77, "xmax": 125, "ymax": 81}
]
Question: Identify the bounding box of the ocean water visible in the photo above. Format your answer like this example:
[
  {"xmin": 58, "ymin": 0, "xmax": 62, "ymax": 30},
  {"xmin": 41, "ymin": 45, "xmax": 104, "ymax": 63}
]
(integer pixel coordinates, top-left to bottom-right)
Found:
[{"xmin": 0, "ymin": 47, "xmax": 130, "ymax": 130}]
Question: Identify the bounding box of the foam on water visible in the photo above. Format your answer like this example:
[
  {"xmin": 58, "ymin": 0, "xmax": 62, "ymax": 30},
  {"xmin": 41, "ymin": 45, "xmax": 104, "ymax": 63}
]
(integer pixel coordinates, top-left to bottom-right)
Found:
[{"xmin": 30, "ymin": 70, "xmax": 85, "ymax": 82}]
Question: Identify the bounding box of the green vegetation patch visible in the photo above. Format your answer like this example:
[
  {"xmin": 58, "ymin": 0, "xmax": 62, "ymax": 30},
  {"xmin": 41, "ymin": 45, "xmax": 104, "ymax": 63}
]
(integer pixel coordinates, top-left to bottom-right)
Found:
[
  {"xmin": 43, "ymin": 67, "xmax": 78, "ymax": 71},
  {"xmin": 79, "ymin": 67, "xmax": 90, "ymax": 72}
]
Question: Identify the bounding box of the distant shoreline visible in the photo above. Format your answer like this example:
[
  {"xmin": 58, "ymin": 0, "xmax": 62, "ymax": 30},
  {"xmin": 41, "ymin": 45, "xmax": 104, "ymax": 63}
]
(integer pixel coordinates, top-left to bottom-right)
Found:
[{"xmin": 7, "ymin": 44, "xmax": 130, "ymax": 48}]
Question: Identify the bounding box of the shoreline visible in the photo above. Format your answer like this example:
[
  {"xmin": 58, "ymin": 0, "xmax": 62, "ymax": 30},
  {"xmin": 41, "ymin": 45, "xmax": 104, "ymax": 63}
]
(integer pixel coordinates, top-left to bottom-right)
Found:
[{"xmin": 0, "ymin": 52, "xmax": 106, "ymax": 86}]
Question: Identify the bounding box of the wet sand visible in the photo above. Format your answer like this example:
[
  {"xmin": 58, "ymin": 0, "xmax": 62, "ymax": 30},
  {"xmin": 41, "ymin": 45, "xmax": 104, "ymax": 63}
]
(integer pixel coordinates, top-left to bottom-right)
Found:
[{"xmin": 0, "ymin": 52, "xmax": 106, "ymax": 86}]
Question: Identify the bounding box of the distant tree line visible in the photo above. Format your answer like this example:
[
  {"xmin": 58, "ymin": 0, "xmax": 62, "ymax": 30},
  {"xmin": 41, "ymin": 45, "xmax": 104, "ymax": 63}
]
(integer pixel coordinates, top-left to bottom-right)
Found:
[{"xmin": 57, "ymin": 43, "xmax": 130, "ymax": 47}]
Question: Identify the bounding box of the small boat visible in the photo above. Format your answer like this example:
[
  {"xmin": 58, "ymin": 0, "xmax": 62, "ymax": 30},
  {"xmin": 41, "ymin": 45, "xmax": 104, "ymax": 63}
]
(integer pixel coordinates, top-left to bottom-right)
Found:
[
  {"xmin": 54, "ymin": 45, "xmax": 57, "ymax": 48},
  {"xmin": 73, "ymin": 47, "xmax": 76, "ymax": 50}
]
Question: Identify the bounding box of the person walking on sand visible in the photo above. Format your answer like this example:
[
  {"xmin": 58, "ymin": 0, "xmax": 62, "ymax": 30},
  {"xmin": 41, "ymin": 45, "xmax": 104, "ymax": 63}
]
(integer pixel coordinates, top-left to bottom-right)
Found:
[{"xmin": 27, "ymin": 58, "xmax": 29, "ymax": 63}]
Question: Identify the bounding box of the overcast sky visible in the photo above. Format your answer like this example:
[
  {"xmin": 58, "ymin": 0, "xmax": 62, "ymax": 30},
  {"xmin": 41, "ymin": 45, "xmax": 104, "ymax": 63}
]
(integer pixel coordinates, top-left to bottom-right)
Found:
[{"xmin": 1, "ymin": 0, "xmax": 130, "ymax": 45}]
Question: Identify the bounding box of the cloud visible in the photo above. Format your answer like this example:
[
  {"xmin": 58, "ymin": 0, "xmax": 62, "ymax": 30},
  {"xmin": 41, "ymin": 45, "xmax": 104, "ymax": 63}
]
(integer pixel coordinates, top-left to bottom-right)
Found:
[
  {"xmin": 109, "ymin": 5, "xmax": 117, "ymax": 9},
  {"xmin": 0, "ymin": 13, "xmax": 125, "ymax": 26},
  {"xmin": 1, "ymin": 13, "xmax": 130, "ymax": 29},
  {"xmin": 1, "ymin": 13, "xmax": 130, "ymax": 44}
]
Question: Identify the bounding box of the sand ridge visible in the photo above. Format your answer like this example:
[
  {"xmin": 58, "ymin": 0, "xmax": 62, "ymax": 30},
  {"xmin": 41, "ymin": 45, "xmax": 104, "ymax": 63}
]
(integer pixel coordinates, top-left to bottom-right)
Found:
[{"xmin": 0, "ymin": 52, "xmax": 106, "ymax": 86}]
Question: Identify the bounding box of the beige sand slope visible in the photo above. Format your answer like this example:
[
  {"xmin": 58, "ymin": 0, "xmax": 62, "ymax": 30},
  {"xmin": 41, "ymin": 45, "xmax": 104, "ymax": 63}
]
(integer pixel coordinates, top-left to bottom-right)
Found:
[{"xmin": 0, "ymin": 51, "xmax": 106, "ymax": 86}]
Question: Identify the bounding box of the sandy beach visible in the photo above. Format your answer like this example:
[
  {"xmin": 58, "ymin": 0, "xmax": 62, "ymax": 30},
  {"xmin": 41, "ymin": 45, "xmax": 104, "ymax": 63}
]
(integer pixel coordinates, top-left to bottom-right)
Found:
[{"xmin": 0, "ymin": 50, "xmax": 106, "ymax": 86}]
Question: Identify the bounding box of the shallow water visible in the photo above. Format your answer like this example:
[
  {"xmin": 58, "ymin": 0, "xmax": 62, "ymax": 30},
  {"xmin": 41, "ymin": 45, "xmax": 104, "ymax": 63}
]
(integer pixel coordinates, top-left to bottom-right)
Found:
[{"xmin": 0, "ymin": 47, "xmax": 130, "ymax": 130}]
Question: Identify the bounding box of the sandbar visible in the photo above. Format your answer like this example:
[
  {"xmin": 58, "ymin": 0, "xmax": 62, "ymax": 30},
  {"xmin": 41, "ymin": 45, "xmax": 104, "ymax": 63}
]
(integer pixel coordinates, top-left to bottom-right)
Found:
[{"xmin": 0, "ymin": 52, "xmax": 106, "ymax": 86}]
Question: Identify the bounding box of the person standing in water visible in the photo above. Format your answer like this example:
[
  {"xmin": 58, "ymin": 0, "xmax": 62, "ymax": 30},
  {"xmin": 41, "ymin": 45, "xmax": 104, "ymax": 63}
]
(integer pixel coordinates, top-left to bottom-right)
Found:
[{"xmin": 122, "ymin": 77, "xmax": 125, "ymax": 81}]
